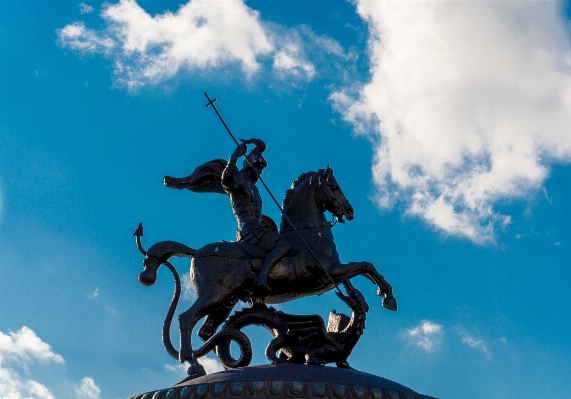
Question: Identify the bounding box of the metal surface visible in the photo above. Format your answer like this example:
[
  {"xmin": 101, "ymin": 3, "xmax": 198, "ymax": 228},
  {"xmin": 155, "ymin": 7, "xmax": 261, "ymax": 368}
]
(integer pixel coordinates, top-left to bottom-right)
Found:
[{"xmin": 126, "ymin": 363, "xmax": 438, "ymax": 399}]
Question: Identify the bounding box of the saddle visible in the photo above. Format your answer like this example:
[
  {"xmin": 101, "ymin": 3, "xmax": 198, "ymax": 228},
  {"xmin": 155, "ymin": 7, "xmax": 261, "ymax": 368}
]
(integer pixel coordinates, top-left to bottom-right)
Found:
[{"xmin": 194, "ymin": 215, "xmax": 291, "ymax": 260}]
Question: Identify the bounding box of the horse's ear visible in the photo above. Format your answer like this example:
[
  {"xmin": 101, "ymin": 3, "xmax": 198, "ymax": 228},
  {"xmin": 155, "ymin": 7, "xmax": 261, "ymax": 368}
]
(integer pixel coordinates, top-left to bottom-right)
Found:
[{"xmin": 323, "ymin": 165, "xmax": 333, "ymax": 179}]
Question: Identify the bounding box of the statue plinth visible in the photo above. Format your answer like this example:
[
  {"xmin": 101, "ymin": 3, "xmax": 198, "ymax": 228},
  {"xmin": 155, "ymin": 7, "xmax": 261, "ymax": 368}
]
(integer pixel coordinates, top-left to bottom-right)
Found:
[{"xmin": 127, "ymin": 364, "xmax": 437, "ymax": 399}]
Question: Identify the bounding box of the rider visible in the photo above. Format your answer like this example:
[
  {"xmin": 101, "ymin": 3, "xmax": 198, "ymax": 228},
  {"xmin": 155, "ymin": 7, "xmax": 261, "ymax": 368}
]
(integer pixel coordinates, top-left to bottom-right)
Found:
[{"xmin": 221, "ymin": 138, "xmax": 291, "ymax": 293}]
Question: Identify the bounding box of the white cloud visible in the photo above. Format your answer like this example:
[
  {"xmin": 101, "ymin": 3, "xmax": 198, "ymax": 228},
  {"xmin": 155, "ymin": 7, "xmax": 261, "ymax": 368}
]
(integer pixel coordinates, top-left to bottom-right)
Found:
[
  {"xmin": 88, "ymin": 287, "xmax": 99, "ymax": 299},
  {"xmin": 273, "ymin": 44, "xmax": 315, "ymax": 79},
  {"xmin": 58, "ymin": 22, "xmax": 115, "ymax": 54},
  {"xmin": 104, "ymin": 306, "xmax": 119, "ymax": 316},
  {"xmin": 0, "ymin": 327, "xmax": 64, "ymax": 366},
  {"xmin": 164, "ymin": 364, "xmax": 179, "ymax": 372},
  {"xmin": 200, "ymin": 356, "xmax": 224, "ymax": 374},
  {"xmin": 181, "ymin": 272, "xmax": 196, "ymax": 301},
  {"xmin": 58, "ymin": 0, "xmax": 274, "ymax": 90},
  {"xmin": 268, "ymin": 24, "xmax": 354, "ymax": 83},
  {"xmin": 0, "ymin": 327, "xmax": 63, "ymax": 399},
  {"xmin": 402, "ymin": 321, "xmax": 443, "ymax": 352},
  {"xmin": 27, "ymin": 381, "xmax": 54, "ymax": 399},
  {"xmin": 79, "ymin": 2, "xmax": 94, "ymax": 14},
  {"xmin": 75, "ymin": 377, "xmax": 102, "ymax": 399},
  {"xmin": 460, "ymin": 331, "xmax": 491, "ymax": 359},
  {"xmin": 165, "ymin": 355, "xmax": 223, "ymax": 375},
  {"xmin": 55, "ymin": 0, "xmax": 359, "ymax": 89},
  {"xmin": 0, "ymin": 367, "xmax": 54, "ymax": 399},
  {"xmin": 333, "ymin": 0, "xmax": 571, "ymax": 243}
]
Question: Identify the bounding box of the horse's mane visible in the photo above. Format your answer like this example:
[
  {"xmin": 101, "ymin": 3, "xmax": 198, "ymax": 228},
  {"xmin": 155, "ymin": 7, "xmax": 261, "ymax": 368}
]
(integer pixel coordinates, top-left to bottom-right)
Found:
[{"xmin": 282, "ymin": 171, "xmax": 316, "ymax": 212}]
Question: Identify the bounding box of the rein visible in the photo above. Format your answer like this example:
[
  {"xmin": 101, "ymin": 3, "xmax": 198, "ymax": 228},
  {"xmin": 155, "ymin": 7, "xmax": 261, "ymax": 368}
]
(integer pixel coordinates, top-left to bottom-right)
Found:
[{"xmin": 280, "ymin": 221, "xmax": 334, "ymax": 233}]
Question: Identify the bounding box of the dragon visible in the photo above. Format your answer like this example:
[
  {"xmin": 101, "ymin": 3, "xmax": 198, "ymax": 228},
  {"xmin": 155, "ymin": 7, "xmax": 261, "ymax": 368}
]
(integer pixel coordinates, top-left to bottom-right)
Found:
[{"xmin": 216, "ymin": 278, "xmax": 369, "ymax": 369}]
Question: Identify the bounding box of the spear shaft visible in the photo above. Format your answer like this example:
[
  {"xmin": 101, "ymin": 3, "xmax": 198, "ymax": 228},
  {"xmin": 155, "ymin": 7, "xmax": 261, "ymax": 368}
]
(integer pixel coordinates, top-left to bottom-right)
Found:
[{"xmin": 204, "ymin": 92, "xmax": 341, "ymax": 294}]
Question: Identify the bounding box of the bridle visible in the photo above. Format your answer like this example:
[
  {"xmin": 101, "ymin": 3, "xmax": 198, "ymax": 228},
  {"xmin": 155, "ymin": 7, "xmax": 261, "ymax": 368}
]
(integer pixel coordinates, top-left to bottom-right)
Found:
[{"xmin": 316, "ymin": 176, "xmax": 348, "ymax": 223}]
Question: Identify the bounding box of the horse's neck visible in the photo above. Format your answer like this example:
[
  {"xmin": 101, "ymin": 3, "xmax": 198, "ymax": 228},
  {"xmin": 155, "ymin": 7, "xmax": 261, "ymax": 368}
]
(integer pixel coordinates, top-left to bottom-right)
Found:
[{"xmin": 281, "ymin": 181, "xmax": 326, "ymax": 230}]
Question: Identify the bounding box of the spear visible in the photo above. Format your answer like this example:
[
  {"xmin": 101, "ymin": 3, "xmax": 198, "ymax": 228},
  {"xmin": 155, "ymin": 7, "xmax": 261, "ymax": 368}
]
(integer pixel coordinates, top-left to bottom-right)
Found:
[{"xmin": 204, "ymin": 92, "xmax": 342, "ymax": 295}]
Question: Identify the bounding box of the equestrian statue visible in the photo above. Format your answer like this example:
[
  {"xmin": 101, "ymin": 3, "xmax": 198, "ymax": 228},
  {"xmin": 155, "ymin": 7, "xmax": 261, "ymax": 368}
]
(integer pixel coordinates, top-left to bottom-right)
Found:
[{"xmin": 133, "ymin": 93, "xmax": 397, "ymax": 381}]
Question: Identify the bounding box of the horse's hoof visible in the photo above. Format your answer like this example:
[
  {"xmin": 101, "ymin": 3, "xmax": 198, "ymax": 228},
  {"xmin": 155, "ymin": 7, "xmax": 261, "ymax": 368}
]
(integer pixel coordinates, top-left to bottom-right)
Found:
[
  {"xmin": 336, "ymin": 361, "xmax": 352, "ymax": 369},
  {"xmin": 175, "ymin": 363, "xmax": 206, "ymax": 385},
  {"xmin": 186, "ymin": 361, "xmax": 206, "ymax": 377},
  {"xmin": 306, "ymin": 356, "xmax": 326, "ymax": 366},
  {"xmin": 382, "ymin": 295, "xmax": 398, "ymax": 311}
]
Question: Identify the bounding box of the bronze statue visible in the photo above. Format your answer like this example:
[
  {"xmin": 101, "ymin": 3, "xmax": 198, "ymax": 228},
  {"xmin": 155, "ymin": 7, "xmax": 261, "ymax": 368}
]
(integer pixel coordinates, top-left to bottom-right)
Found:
[{"xmin": 134, "ymin": 93, "xmax": 397, "ymax": 380}]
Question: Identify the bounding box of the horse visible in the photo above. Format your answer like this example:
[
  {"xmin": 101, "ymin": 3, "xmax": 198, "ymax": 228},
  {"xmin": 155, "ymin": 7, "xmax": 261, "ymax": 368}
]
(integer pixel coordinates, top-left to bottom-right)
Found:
[{"xmin": 137, "ymin": 166, "xmax": 397, "ymax": 372}]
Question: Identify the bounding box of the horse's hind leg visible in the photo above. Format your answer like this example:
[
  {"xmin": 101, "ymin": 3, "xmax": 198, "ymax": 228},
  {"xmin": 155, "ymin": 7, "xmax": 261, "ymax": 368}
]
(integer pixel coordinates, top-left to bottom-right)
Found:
[
  {"xmin": 328, "ymin": 261, "xmax": 397, "ymax": 311},
  {"xmin": 178, "ymin": 292, "xmax": 224, "ymax": 364},
  {"xmin": 198, "ymin": 300, "xmax": 236, "ymax": 342}
]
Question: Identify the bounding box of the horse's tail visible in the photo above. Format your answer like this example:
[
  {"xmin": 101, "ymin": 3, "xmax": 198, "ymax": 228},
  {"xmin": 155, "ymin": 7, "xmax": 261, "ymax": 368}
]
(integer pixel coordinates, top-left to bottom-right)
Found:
[
  {"xmin": 145, "ymin": 241, "xmax": 196, "ymax": 361},
  {"xmin": 147, "ymin": 241, "xmax": 196, "ymax": 260},
  {"xmin": 194, "ymin": 329, "xmax": 252, "ymax": 369},
  {"xmin": 161, "ymin": 261, "xmax": 183, "ymax": 360}
]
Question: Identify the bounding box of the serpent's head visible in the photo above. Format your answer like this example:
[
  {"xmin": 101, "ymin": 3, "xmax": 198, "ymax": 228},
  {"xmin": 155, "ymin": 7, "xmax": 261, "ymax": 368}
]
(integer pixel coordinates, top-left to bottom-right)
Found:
[{"xmin": 335, "ymin": 279, "xmax": 369, "ymax": 314}]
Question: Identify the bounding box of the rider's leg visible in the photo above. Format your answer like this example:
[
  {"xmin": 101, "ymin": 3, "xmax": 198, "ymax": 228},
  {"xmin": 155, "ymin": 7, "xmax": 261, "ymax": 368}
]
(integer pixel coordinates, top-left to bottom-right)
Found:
[
  {"xmin": 253, "ymin": 239, "xmax": 290, "ymax": 292},
  {"xmin": 178, "ymin": 292, "xmax": 222, "ymax": 364}
]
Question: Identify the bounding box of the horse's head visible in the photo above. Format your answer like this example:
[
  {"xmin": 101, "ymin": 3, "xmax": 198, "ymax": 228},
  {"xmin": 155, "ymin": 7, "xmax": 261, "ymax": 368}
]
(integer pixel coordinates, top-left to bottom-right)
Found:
[
  {"xmin": 139, "ymin": 256, "xmax": 160, "ymax": 287},
  {"xmin": 316, "ymin": 166, "xmax": 354, "ymax": 224}
]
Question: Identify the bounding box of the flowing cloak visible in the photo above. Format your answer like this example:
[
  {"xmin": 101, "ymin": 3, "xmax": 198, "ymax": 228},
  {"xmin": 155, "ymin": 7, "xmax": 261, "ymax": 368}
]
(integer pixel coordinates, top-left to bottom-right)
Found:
[
  {"xmin": 163, "ymin": 159, "xmax": 227, "ymax": 195},
  {"xmin": 163, "ymin": 159, "xmax": 279, "ymax": 233}
]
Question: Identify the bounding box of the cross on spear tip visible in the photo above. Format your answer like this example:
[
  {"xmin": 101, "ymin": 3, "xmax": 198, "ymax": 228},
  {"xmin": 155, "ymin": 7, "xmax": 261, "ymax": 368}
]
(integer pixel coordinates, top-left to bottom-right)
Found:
[
  {"xmin": 203, "ymin": 92, "xmax": 343, "ymax": 295},
  {"xmin": 205, "ymin": 96, "xmax": 217, "ymax": 108}
]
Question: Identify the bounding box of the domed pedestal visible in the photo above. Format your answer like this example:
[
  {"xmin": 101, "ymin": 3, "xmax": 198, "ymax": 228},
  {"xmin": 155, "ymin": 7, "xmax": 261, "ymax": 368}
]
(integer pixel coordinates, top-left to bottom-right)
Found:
[{"xmin": 128, "ymin": 364, "xmax": 437, "ymax": 399}]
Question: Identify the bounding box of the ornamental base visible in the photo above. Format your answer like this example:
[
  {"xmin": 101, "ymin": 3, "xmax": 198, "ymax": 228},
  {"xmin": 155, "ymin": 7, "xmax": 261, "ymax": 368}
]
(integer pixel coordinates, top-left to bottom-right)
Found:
[{"xmin": 127, "ymin": 364, "xmax": 437, "ymax": 399}]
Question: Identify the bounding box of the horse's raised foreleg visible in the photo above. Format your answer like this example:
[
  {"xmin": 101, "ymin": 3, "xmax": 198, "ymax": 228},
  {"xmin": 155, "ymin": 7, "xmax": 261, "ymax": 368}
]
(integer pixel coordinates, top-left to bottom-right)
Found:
[{"xmin": 328, "ymin": 261, "xmax": 397, "ymax": 311}]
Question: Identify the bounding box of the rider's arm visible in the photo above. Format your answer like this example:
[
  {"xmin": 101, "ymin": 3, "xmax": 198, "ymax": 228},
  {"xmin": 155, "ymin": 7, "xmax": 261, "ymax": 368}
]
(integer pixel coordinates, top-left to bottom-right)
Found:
[{"xmin": 222, "ymin": 143, "xmax": 247, "ymax": 191}]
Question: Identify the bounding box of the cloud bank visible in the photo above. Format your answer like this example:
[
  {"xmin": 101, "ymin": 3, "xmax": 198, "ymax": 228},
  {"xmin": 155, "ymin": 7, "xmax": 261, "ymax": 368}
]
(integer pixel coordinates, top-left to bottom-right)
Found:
[
  {"xmin": 57, "ymin": 0, "xmax": 323, "ymax": 90},
  {"xmin": 333, "ymin": 0, "xmax": 571, "ymax": 242},
  {"xmin": 0, "ymin": 327, "xmax": 102, "ymax": 399}
]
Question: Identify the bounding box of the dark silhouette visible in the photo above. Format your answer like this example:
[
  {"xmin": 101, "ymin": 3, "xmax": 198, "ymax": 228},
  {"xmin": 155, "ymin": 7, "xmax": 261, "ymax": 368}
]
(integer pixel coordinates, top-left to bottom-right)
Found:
[{"xmin": 135, "ymin": 165, "xmax": 396, "ymax": 378}]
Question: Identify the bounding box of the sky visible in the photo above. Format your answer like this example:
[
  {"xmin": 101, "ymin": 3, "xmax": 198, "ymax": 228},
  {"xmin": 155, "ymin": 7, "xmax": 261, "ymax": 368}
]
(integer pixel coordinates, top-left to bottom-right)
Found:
[{"xmin": 1, "ymin": 0, "xmax": 571, "ymax": 398}]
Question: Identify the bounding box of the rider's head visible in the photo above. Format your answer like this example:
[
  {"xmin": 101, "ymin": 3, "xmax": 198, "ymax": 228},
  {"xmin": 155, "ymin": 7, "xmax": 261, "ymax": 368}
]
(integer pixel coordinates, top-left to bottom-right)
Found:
[{"xmin": 241, "ymin": 139, "xmax": 267, "ymax": 181}]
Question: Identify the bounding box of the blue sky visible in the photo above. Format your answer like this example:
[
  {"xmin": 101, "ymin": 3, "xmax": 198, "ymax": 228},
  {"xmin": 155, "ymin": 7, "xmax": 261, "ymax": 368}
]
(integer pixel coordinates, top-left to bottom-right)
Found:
[{"xmin": 1, "ymin": 0, "xmax": 571, "ymax": 398}]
